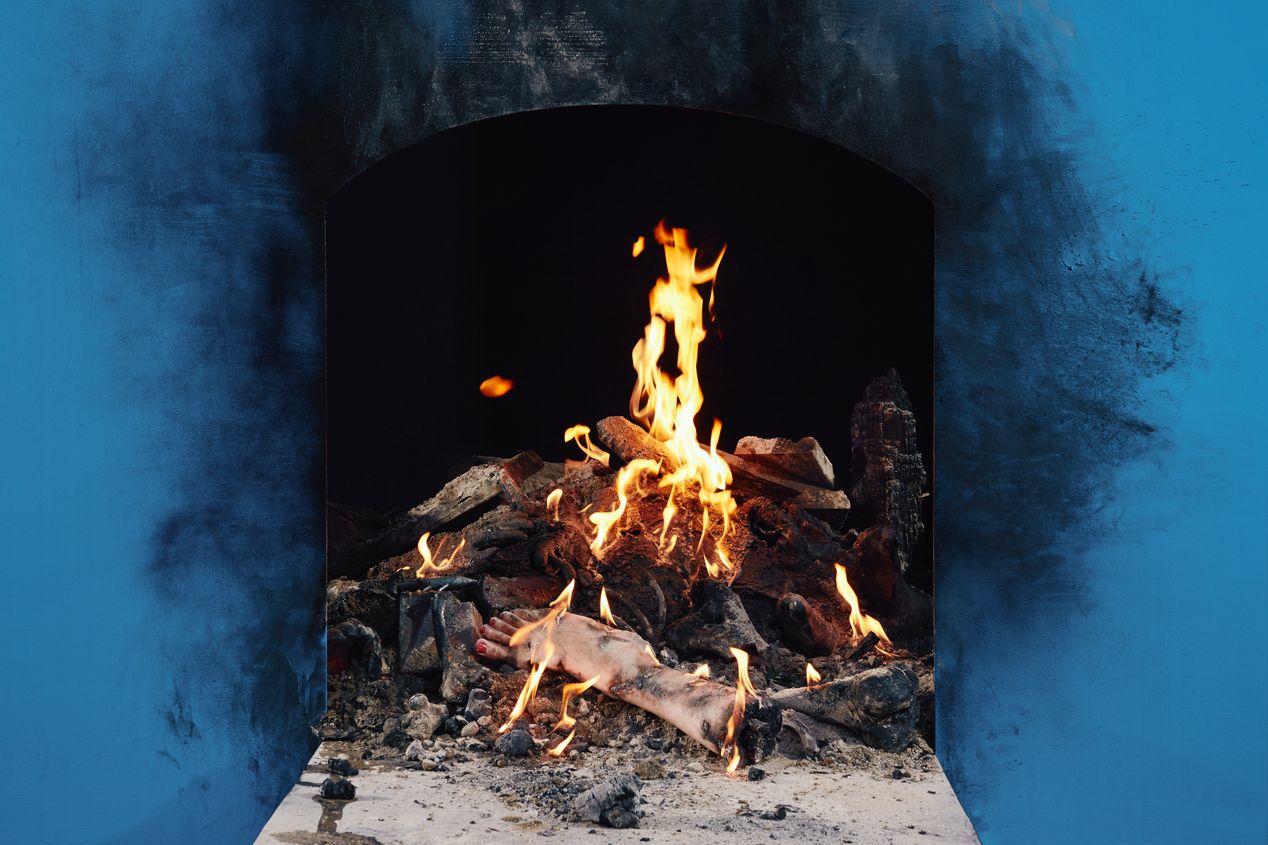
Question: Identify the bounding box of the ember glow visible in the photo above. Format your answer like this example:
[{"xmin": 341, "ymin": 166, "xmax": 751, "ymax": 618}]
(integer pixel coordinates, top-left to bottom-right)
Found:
[
  {"xmin": 721, "ymin": 646, "xmax": 757, "ymax": 773},
  {"xmin": 479, "ymin": 375, "xmax": 514, "ymax": 397},
  {"xmin": 806, "ymin": 663, "xmax": 821, "ymax": 688},
  {"xmin": 834, "ymin": 563, "xmax": 891, "ymax": 644},
  {"xmin": 412, "ymin": 532, "xmax": 466, "ymax": 577}
]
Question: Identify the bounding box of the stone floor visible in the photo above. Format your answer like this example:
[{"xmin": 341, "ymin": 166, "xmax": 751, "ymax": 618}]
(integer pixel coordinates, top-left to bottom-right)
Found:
[{"xmin": 255, "ymin": 742, "xmax": 979, "ymax": 845}]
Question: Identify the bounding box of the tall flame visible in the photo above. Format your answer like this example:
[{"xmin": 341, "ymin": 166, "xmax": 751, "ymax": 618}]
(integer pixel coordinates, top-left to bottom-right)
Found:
[
  {"xmin": 630, "ymin": 223, "xmax": 737, "ymax": 565},
  {"xmin": 834, "ymin": 563, "xmax": 892, "ymax": 644},
  {"xmin": 721, "ymin": 646, "xmax": 757, "ymax": 773},
  {"xmin": 571, "ymin": 223, "xmax": 738, "ymax": 568}
]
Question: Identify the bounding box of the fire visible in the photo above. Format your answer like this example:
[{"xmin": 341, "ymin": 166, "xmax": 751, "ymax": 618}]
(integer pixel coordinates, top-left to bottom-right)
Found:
[
  {"xmin": 588, "ymin": 458, "xmax": 660, "ymax": 555},
  {"xmin": 834, "ymin": 563, "xmax": 891, "ymax": 644},
  {"xmin": 573, "ymin": 223, "xmax": 738, "ymax": 570},
  {"xmin": 691, "ymin": 663, "xmax": 710, "ymax": 678},
  {"xmin": 806, "ymin": 663, "xmax": 821, "ymax": 688},
  {"xmin": 721, "ymin": 646, "xmax": 757, "ymax": 773},
  {"xmin": 498, "ymin": 640, "xmax": 553, "ymax": 734},
  {"xmin": 546, "ymin": 488, "xmax": 563, "ymax": 521},
  {"xmin": 555, "ymin": 674, "xmax": 600, "ymax": 731},
  {"xmin": 413, "ymin": 532, "xmax": 466, "ymax": 578},
  {"xmin": 499, "ymin": 581, "xmax": 575, "ymax": 734},
  {"xmin": 598, "ymin": 588, "xmax": 616, "ymax": 626},
  {"xmin": 479, "ymin": 375, "xmax": 514, "ymax": 397},
  {"xmin": 632, "ymin": 235, "xmax": 645, "ymax": 257},
  {"xmin": 564, "ymin": 424, "xmax": 611, "ymax": 467},
  {"xmin": 547, "ymin": 729, "xmax": 576, "ymax": 757}
]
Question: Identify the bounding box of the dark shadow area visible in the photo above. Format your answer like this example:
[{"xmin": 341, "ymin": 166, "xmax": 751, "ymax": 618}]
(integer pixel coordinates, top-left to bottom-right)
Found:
[{"xmin": 328, "ymin": 105, "xmax": 932, "ymax": 537}]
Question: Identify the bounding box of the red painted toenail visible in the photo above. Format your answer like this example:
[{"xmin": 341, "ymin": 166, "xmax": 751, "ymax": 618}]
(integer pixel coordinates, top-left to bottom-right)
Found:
[{"xmin": 475, "ymin": 640, "xmax": 487, "ymax": 654}]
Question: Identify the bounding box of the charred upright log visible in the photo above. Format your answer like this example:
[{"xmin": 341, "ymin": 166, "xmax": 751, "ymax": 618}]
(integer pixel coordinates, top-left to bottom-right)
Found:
[{"xmin": 848, "ymin": 370, "xmax": 927, "ymax": 573}]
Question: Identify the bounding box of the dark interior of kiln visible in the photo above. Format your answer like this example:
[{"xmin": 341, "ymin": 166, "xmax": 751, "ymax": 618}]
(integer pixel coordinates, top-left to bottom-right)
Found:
[{"xmin": 321, "ymin": 106, "xmax": 936, "ymax": 802}]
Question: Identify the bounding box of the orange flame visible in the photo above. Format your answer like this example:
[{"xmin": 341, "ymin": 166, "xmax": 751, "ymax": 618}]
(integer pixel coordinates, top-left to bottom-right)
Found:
[
  {"xmin": 691, "ymin": 663, "xmax": 711, "ymax": 678},
  {"xmin": 414, "ymin": 532, "xmax": 466, "ymax": 578},
  {"xmin": 499, "ymin": 581, "xmax": 576, "ymax": 734},
  {"xmin": 629, "ymin": 224, "xmax": 736, "ymax": 569},
  {"xmin": 598, "ymin": 588, "xmax": 615, "ymax": 626},
  {"xmin": 834, "ymin": 563, "xmax": 891, "ymax": 644},
  {"xmin": 588, "ymin": 458, "xmax": 660, "ymax": 555},
  {"xmin": 479, "ymin": 375, "xmax": 514, "ymax": 397},
  {"xmin": 498, "ymin": 640, "xmax": 553, "ymax": 734},
  {"xmin": 546, "ymin": 488, "xmax": 563, "ymax": 521},
  {"xmin": 806, "ymin": 663, "xmax": 821, "ymax": 688},
  {"xmin": 547, "ymin": 729, "xmax": 576, "ymax": 757},
  {"xmin": 632, "ymin": 235, "xmax": 645, "ymax": 257},
  {"xmin": 564, "ymin": 424, "xmax": 611, "ymax": 467},
  {"xmin": 555, "ymin": 674, "xmax": 600, "ymax": 731},
  {"xmin": 721, "ymin": 647, "xmax": 757, "ymax": 773}
]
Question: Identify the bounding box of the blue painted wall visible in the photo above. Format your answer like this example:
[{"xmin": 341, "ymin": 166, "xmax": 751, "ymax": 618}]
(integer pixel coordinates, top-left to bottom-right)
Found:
[{"xmin": 0, "ymin": 1, "xmax": 1262, "ymax": 842}]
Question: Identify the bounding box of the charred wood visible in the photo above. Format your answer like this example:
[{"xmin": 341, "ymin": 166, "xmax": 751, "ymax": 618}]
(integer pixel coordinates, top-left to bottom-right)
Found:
[
  {"xmin": 848, "ymin": 370, "xmax": 926, "ymax": 573},
  {"xmin": 767, "ymin": 664, "xmax": 919, "ymax": 751}
]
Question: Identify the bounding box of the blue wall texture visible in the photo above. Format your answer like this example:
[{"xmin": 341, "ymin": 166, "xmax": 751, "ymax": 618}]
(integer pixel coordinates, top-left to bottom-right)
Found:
[{"xmin": 0, "ymin": 1, "xmax": 1263, "ymax": 843}]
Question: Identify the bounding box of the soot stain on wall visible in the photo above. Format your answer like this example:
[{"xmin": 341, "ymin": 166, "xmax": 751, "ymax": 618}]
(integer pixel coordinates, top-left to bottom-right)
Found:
[{"xmin": 80, "ymin": 0, "xmax": 1186, "ymax": 831}]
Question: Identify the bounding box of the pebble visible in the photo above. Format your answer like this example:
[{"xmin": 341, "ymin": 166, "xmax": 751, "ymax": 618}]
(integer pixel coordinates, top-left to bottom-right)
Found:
[
  {"xmin": 747, "ymin": 767, "xmax": 766, "ymax": 782},
  {"xmin": 633, "ymin": 759, "xmax": 665, "ymax": 780},
  {"xmin": 460, "ymin": 721, "xmax": 481, "ymax": 738},
  {"xmin": 464, "ymin": 688, "xmax": 493, "ymax": 721},
  {"xmin": 494, "ymin": 729, "xmax": 534, "ymax": 757},
  {"xmin": 328, "ymin": 758, "xmax": 358, "ymax": 776},
  {"xmin": 404, "ymin": 739, "xmax": 427, "ymax": 761},
  {"xmin": 419, "ymin": 759, "xmax": 440, "ymax": 771},
  {"xmin": 320, "ymin": 778, "xmax": 356, "ymax": 800},
  {"xmin": 685, "ymin": 761, "xmax": 704, "ymax": 774}
]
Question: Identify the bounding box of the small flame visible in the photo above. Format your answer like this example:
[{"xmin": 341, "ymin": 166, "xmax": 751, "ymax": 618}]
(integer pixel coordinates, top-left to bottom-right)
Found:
[
  {"xmin": 498, "ymin": 640, "xmax": 553, "ymax": 734},
  {"xmin": 564, "ymin": 424, "xmax": 611, "ymax": 467},
  {"xmin": 479, "ymin": 375, "xmax": 514, "ymax": 397},
  {"xmin": 834, "ymin": 563, "xmax": 891, "ymax": 644},
  {"xmin": 598, "ymin": 588, "xmax": 616, "ymax": 626},
  {"xmin": 806, "ymin": 663, "xmax": 821, "ymax": 688},
  {"xmin": 632, "ymin": 235, "xmax": 645, "ymax": 257},
  {"xmin": 645, "ymin": 644, "xmax": 660, "ymax": 663},
  {"xmin": 721, "ymin": 647, "xmax": 757, "ymax": 773},
  {"xmin": 546, "ymin": 488, "xmax": 563, "ymax": 521},
  {"xmin": 547, "ymin": 729, "xmax": 576, "ymax": 757},
  {"xmin": 691, "ymin": 663, "xmax": 711, "ymax": 678},
  {"xmin": 555, "ymin": 674, "xmax": 600, "ymax": 731},
  {"xmin": 589, "ymin": 458, "xmax": 660, "ymax": 555},
  {"xmin": 414, "ymin": 532, "xmax": 466, "ymax": 578},
  {"xmin": 509, "ymin": 580, "xmax": 576, "ymax": 648}
]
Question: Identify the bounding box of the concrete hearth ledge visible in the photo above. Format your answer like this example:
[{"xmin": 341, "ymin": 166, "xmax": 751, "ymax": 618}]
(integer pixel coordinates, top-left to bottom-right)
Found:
[{"xmin": 255, "ymin": 742, "xmax": 979, "ymax": 844}]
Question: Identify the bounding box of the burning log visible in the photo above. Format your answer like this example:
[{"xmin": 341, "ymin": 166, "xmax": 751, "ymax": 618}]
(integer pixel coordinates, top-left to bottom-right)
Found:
[
  {"xmin": 848, "ymin": 370, "xmax": 927, "ymax": 573},
  {"xmin": 342, "ymin": 452, "xmax": 543, "ymax": 574},
  {"xmin": 595, "ymin": 415, "xmax": 850, "ymax": 525},
  {"xmin": 767, "ymin": 664, "xmax": 919, "ymax": 751}
]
